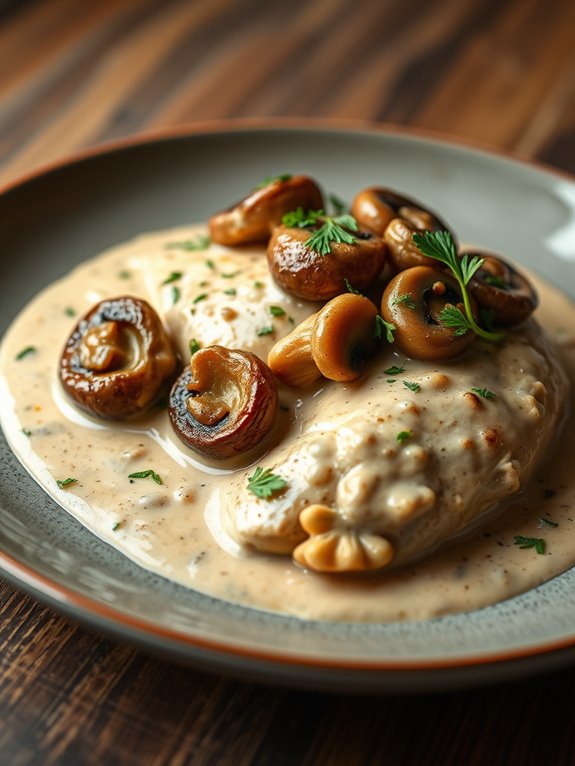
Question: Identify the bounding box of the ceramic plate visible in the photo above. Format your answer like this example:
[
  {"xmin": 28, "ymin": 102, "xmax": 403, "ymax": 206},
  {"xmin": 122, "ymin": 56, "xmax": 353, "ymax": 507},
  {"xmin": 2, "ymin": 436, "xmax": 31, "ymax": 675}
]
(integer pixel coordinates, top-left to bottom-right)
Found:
[{"xmin": 2, "ymin": 123, "xmax": 575, "ymax": 693}]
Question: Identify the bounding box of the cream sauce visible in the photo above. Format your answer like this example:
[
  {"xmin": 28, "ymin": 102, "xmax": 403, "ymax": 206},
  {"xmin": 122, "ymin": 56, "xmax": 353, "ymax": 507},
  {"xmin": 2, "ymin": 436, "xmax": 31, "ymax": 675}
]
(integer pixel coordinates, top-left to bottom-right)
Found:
[{"xmin": 1, "ymin": 225, "xmax": 574, "ymax": 622}]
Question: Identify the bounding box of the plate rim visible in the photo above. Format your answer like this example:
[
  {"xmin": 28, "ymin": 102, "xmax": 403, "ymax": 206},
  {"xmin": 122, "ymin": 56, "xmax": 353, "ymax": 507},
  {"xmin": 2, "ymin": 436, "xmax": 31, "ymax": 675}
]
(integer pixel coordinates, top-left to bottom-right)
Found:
[{"xmin": 2, "ymin": 118, "xmax": 575, "ymax": 681}]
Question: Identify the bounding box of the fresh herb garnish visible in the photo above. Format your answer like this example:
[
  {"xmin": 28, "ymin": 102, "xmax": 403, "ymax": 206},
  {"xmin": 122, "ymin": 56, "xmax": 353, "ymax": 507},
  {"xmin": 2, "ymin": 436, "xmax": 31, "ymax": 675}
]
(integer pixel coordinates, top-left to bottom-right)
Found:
[
  {"xmin": 247, "ymin": 467, "xmax": 287, "ymax": 499},
  {"xmin": 224, "ymin": 287, "xmax": 237, "ymax": 296},
  {"xmin": 16, "ymin": 346, "xmax": 36, "ymax": 360},
  {"xmin": 205, "ymin": 259, "xmax": 216, "ymax": 270},
  {"xmin": 396, "ymin": 430, "xmax": 413, "ymax": 442},
  {"xmin": 21, "ymin": 428, "xmax": 32, "ymax": 437},
  {"xmin": 403, "ymin": 380, "xmax": 421, "ymax": 393},
  {"xmin": 118, "ymin": 270, "xmax": 131, "ymax": 279},
  {"xmin": 257, "ymin": 325, "xmax": 274, "ymax": 336},
  {"xmin": 64, "ymin": 307, "xmax": 76, "ymax": 317},
  {"xmin": 514, "ymin": 535, "xmax": 545, "ymax": 554},
  {"xmin": 57, "ymin": 477, "xmax": 77, "ymax": 489},
  {"xmin": 112, "ymin": 521, "xmax": 122, "ymax": 532},
  {"xmin": 172, "ymin": 286, "xmax": 181, "ymax": 304},
  {"xmin": 128, "ymin": 469, "xmax": 163, "ymax": 485},
  {"xmin": 221, "ymin": 271, "xmax": 239, "ymax": 279},
  {"xmin": 282, "ymin": 207, "xmax": 323, "ymax": 228},
  {"xmin": 192, "ymin": 293, "xmax": 208, "ymax": 304},
  {"xmin": 307, "ymin": 214, "xmax": 358, "ymax": 255},
  {"xmin": 257, "ymin": 173, "xmax": 292, "ymax": 189},
  {"xmin": 384, "ymin": 365, "xmax": 405, "ymax": 375},
  {"xmin": 189, "ymin": 338, "xmax": 201, "ymax": 356},
  {"xmin": 269, "ymin": 305, "xmax": 286, "ymax": 317},
  {"xmin": 538, "ymin": 517, "xmax": 559, "ymax": 529},
  {"xmin": 254, "ymin": 281, "xmax": 264, "ymax": 289},
  {"xmin": 412, "ymin": 231, "xmax": 504, "ymax": 343},
  {"xmin": 166, "ymin": 236, "xmax": 210, "ymax": 251},
  {"xmin": 374, "ymin": 315, "xmax": 395, "ymax": 343},
  {"xmin": 471, "ymin": 387, "xmax": 496, "ymax": 400},
  {"xmin": 162, "ymin": 271, "xmax": 183, "ymax": 285},
  {"xmin": 344, "ymin": 277, "xmax": 362, "ymax": 295},
  {"xmin": 393, "ymin": 294, "xmax": 416, "ymax": 309}
]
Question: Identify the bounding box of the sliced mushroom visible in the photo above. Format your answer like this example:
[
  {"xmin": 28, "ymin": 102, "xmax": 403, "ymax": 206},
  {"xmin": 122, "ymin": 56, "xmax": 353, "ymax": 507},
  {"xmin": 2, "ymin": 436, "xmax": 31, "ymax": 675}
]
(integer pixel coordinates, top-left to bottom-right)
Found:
[
  {"xmin": 208, "ymin": 175, "xmax": 324, "ymax": 246},
  {"xmin": 169, "ymin": 346, "xmax": 278, "ymax": 459},
  {"xmin": 311, "ymin": 294, "xmax": 380, "ymax": 381},
  {"xmin": 60, "ymin": 296, "xmax": 177, "ymax": 419},
  {"xmin": 465, "ymin": 250, "xmax": 538, "ymax": 326},
  {"xmin": 267, "ymin": 223, "xmax": 385, "ymax": 301},
  {"xmin": 381, "ymin": 266, "xmax": 476, "ymax": 360},
  {"xmin": 350, "ymin": 187, "xmax": 456, "ymax": 272},
  {"xmin": 267, "ymin": 314, "xmax": 322, "ymax": 388}
]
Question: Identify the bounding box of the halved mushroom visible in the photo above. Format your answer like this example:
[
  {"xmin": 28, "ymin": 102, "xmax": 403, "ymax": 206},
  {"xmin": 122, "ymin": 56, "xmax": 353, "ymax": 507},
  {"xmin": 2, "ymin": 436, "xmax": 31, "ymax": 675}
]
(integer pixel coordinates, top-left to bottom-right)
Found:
[
  {"xmin": 60, "ymin": 296, "xmax": 177, "ymax": 419},
  {"xmin": 169, "ymin": 346, "xmax": 278, "ymax": 459},
  {"xmin": 350, "ymin": 187, "xmax": 456, "ymax": 272},
  {"xmin": 381, "ymin": 266, "xmax": 476, "ymax": 360},
  {"xmin": 208, "ymin": 175, "xmax": 324, "ymax": 246},
  {"xmin": 311, "ymin": 293, "xmax": 380, "ymax": 381},
  {"xmin": 465, "ymin": 250, "xmax": 538, "ymax": 326},
  {"xmin": 267, "ymin": 223, "xmax": 385, "ymax": 301}
]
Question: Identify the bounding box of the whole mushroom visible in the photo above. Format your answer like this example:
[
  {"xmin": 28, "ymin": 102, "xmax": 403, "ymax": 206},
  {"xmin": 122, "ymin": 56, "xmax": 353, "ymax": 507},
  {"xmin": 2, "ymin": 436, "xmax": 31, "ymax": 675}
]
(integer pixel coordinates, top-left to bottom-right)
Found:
[{"xmin": 59, "ymin": 296, "xmax": 177, "ymax": 419}]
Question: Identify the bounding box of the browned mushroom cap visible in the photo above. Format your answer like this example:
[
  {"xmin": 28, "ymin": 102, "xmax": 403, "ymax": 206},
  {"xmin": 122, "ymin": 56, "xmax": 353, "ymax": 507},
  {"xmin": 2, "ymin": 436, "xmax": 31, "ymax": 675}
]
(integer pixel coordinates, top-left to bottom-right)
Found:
[
  {"xmin": 350, "ymin": 187, "xmax": 456, "ymax": 272},
  {"xmin": 381, "ymin": 266, "xmax": 476, "ymax": 360},
  {"xmin": 208, "ymin": 175, "xmax": 324, "ymax": 246},
  {"xmin": 267, "ymin": 224, "xmax": 385, "ymax": 301},
  {"xmin": 465, "ymin": 250, "xmax": 538, "ymax": 326},
  {"xmin": 311, "ymin": 294, "xmax": 380, "ymax": 381},
  {"xmin": 169, "ymin": 346, "xmax": 278, "ymax": 459},
  {"xmin": 59, "ymin": 297, "xmax": 177, "ymax": 419}
]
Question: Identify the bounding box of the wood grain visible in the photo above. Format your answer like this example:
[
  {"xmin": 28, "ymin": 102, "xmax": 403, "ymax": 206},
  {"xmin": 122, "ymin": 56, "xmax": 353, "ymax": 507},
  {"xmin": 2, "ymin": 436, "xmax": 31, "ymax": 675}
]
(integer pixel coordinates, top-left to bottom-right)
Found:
[{"xmin": 2, "ymin": 0, "xmax": 575, "ymax": 763}]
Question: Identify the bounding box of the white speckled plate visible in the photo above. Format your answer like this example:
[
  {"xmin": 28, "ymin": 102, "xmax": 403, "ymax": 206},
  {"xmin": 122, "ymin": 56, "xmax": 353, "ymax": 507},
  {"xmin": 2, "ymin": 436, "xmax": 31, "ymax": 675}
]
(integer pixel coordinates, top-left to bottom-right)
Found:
[{"xmin": 1, "ymin": 122, "xmax": 575, "ymax": 692}]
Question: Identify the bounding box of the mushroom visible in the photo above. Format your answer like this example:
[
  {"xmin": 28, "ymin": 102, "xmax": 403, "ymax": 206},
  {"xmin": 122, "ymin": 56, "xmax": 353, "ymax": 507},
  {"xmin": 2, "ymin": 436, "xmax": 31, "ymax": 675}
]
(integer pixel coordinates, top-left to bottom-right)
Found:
[
  {"xmin": 311, "ymin": 293, "xmax": 380, "ymax": 382},
  {"xmin": 381, "ymin": 266, "xmax": 476, "ymax": 360},
  {"xmin": 464, "ymin": 250, "xmax": 538, "ymax": 326},
  {"xmin": 268, "ymin": 294, "xmax": 380, "ymax": 386},
  {"xmin": 60, "ymin": 296, "xmax": 177, "ymax": 419},
  {"xmin": 208, "ymin": 175, "xmax": 324, "ymax": 246},
  {"xmin": 169, "ymin": 345, "xmax": 278, "ymax": 459},
  {"xmin": 292, "ymin": 504, "xmax": 394, "ymax": 573},
  {"xmin": 350, "ymin": 187, "xmax": 456, "ymax": 272},
  {"xmin": 267, "ymin": 222, "xmax": 385, "ymax": 301}
]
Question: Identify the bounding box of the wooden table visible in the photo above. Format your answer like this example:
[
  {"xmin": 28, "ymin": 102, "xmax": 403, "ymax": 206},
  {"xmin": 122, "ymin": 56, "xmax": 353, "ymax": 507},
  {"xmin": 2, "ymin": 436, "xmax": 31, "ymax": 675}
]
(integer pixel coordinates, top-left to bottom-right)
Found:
[{"xmin": 2, "ymin": 1, "xmax": 575, "ymax": 763}]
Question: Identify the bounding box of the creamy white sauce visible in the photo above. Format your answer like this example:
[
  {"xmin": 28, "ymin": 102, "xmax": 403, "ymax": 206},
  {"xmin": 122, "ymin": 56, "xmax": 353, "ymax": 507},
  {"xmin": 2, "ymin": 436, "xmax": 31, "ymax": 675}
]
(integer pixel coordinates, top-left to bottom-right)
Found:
[{"xmin": 1, "ymin": 224, "xmax": 575, "ymax": 622}]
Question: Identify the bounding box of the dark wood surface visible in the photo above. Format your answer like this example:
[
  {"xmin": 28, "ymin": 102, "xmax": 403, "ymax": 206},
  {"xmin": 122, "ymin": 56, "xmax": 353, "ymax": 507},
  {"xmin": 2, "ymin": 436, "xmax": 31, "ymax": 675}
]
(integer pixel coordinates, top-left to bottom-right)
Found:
[{"xmin": 2, "ymin": 1, "xmax": 575, "ymax": 763}]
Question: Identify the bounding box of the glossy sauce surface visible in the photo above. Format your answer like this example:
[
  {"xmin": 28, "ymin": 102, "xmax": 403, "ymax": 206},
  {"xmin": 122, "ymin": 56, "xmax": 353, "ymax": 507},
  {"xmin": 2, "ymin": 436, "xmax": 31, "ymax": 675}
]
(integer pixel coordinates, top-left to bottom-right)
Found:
[{"xmin": 1, "ymin": 225, "xmax": 574, "ymax": 622}]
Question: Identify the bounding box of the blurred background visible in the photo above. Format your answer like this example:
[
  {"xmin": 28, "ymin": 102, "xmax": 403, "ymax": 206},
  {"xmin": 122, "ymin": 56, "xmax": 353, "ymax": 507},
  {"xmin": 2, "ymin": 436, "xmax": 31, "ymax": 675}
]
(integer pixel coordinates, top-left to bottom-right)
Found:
[{"xmin": 1, "ymin": 0, "xmax": 575, "ymax": 186}]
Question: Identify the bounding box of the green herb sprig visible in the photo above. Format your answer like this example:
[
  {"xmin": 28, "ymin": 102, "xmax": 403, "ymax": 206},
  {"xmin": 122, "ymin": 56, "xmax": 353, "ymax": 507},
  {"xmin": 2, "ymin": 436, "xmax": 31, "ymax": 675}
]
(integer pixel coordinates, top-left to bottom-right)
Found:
[
  {"xmin": 375, "ymin": 315, "xmax": 395, "ymax": 343},
  {"xmin": 57, "ymin": 477, "xmax": 77, "ymax": 489},
  {"xmin": 513, "ymin": 535, "xmax": 545, "ymax": 554},
  {"xmin": 282, "ymin": 208, "xmax": 359, "ymax": 255},
  {"xmin": 128, "ymin": 469, "xmax": 163, "ymax": 485},
  {"xmin": 412, "ymin": 231, "xmax": 504, "ymax": 343},
  {"xmin": 247, "ymin": 467, "xmax": 287, "ymax": 499}
]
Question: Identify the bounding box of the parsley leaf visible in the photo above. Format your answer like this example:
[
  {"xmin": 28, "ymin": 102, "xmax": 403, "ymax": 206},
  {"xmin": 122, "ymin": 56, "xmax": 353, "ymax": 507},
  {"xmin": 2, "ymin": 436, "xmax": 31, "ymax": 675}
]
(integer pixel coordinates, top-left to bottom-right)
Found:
[
  {"xmin": 438, "ymin": 304, "xmax": 473, "ymax": 337},
  {"xmin": 172, "ymin": 286, "xmax": 181, "ymax": 304},
  {"xmin": 384, "ymin": 365, "xmax": 405, "ymax": 375},
  {"xmin": 224, "ymin": 287, "xmax": 237, "ymax": 296},
  {"xmin": 247, "ymin": 467, "xmax": 287, "ymax": 499},
  {"xmin": 282, "ymin": 207, "xmax": 324, "ymax": 228},
  {"xmin": 166, "ymin": 235, "xmax": 210, "ymax": 251},
  {"xmin": 306, "ymin": 214, "xmax": 358, "ymax": 255},
  {"xmin": 257, "ymin": 325, "xmax": 274, "ymax": 336},
  {"xmin": 189, "ymin": 339, "xmax": 201, "ymax": 355},
  {"xmin": 374, "ymin": 315, "xmax": 395, "ymax": 343},
  {"xmin": 16, "ymin": 346, "xmax": 36, "ymax": 360},
  {"xmin": 257, "ymin": 174, "xmax": 292, "ymax": 189},
  {"xmin": 471, "ymin": 387, "xmax": 496, "ymax": 400},
  {"xmin": 412, "ymin": 231, "xmax": 504, "ymax": 343},
  {"xmin": 269, "ymin": 305, "xmax": 286, "ymax": 317},
  {"xmin": 128, "ymin": 469, "xmax": 163, "ymax": 485},
  {"xmin": 162, "ymin": 271, "xmax": 183, "ymax": 285},
  {"xmin": 403, "ymin": 380, "xmax": 421, "ymax": 393},
  {"xmin": 57, "ymin": 477, "xmax": 77, "ymax": 489},
  {"xmin": 538, "ymin": 517, "xmax": 559, "ymax": 529},
  {"xmin": 513, "ymin": 535, "xmax": 545, "ymax": 554},
  {"xmin": 192, "ymin": 293, "xmax": 208, "ymax": 304},
  {"xmin": 392, "ymin": 294, "xmax": 416, "ymax": 309},
  {"xmin": 344, "ymin": 277, "xmax": 362, "ymax": 295},
  {"xmin": 396, "ymin": 430, "xmax": 413, "ymax": 442}
]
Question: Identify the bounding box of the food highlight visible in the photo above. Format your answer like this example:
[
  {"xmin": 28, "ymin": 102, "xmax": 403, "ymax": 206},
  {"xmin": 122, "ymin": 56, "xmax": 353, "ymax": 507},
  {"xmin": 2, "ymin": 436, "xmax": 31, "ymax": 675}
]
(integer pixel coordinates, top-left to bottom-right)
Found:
[{"xmin": 1, "ymin": 172, "xmax": 572, "ymax": 621}]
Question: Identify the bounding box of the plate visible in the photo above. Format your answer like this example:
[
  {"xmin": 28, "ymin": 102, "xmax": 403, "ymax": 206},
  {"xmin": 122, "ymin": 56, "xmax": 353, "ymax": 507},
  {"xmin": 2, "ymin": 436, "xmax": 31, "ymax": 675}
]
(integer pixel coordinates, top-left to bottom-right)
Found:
[{"xmin": 2, "ymin": 122, "xmax": 575, "ymax": 693}]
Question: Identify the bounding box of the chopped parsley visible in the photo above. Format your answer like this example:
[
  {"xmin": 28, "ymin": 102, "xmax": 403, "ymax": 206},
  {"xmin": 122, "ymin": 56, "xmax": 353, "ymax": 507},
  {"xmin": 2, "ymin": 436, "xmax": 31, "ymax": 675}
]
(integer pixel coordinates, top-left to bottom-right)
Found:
[
  {"xmin": 172, "ymin": 286, "xmax": 181, "ymax": 304},
  {"xmin": 222, "ymin": 271, "xmax": 239, "ymax": 279},
  {"xmin": 57, "ymin": 477, "xmax": 77, "ymax": 489},
  {"xmin": 269, "ymin": 305, "xmax": 286, "ymax": 317},
  {"xmin": 374, "ymin": 315, "xmax": 395, "ymax": 343},
  {"xmin": 224, "ymin": 287, "xmax": 237, "ymax": 296},
  {"xmin": 118, "ymin": 270, "xmax": 131, "ymax": 279},
  {"xmin": 21, "ymin": 428, "xmax": 32, "ymax": 437},
  {"xmin": 392, "ymin": 294, "xmax": 416, "ymax": 309},
  {"xmin": 192, "ymin": 293, "xmax": 208, "ymax": 304},
  {"xmin": 403, "ymin": 380, "xmax": 421, "ymax": 393},
  {"xmin": 254, "ymin": 281, "xmax": 264, "ymax": 289},
  {"xmin": 384, "ymin": 365, "xmax": 405, "ymax": 375},
  {"xmin": 162, "ymin": 271, "xmax": 183, "ymax": 285},
  {"xmin": 257, "ymin": 173, "xmax": 292, "ymax": 188},
  {"xmin": 282, "ymin": 208, "xmax": 359, "ymax": 255},
  {"xmin": 513, "ymin": 535, "xmax": 545, "ymax": 554},
  {"xmin": 282, "ymin": 207, "xmax": 323, "ymax": 228},
  {"xmin": 412, "ymin": 231, "xmax": 504, "ymax": 343},
  {"xmin": 112, "ymin": 521, "xmax": 122, "ymax": 532},
  {"xmin": 205, "ymin": 259, "xmax": 216, "ymax": 270},
  {"xmin": 484, "ymin": 274, "xmax": 508, "ymax": 289},
  {"xmin": 189, "ymin": 338, "xmax": 201, "ymax": 355},
  {"xmin": 247, "ymin": 467, "xmax": 287, "ymax": 499},
  {"xmin": 64, "ymin": 307, "xmax": 76, "ymax": 317},
  {"xmin": 396, "ymin": 430, "xmax": 413, "ymax": 443},
  {"xmin": 166, "ymin": 235, "xmax": 210, "ymax": 251},
  {"xmin": 344, "ymin": 277, "xmax": 362, "ymax": 295},
  {"xmin": 128, "ymin": 469, "xmax": 163, "ymax": 485},
  {"xmin": 15, "ymin": 346, "xmax": 36, "ymax": 360},
  {"xmin": 471, "ymin": 387, "xmax": 496, "ymax": 400},
  {"xmin": 257, "ymin": 325, "xmax": 274, "ymax": 336}
]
